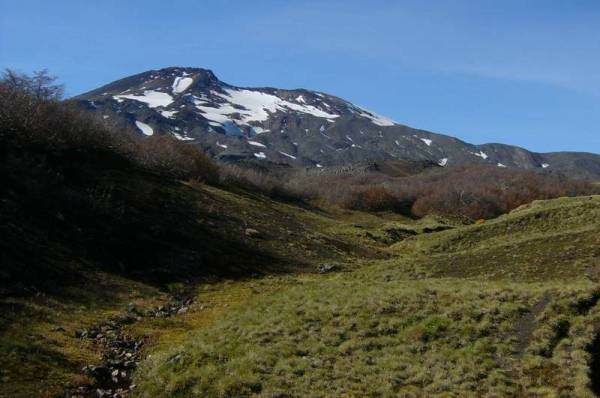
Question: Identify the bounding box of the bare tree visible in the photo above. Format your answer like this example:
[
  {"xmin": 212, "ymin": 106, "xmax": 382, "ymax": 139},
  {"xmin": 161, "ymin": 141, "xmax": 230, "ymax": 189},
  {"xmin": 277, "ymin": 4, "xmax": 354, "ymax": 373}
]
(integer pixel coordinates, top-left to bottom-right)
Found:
[{"xmin": 1, "ymin": 68, "xmax": 64, "ymax": 100}]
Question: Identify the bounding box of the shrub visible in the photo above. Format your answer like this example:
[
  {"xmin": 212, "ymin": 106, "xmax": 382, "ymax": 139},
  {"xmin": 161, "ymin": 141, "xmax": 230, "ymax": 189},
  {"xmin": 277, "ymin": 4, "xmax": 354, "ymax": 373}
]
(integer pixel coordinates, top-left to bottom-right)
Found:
[
  {"xmin": 218, "ymin": 164, "xmax": 306, "ymax": 202},
  {"xmin": 0, "ymin": 69, "xmax": 219, "ymax": 184},
  {"xmin": 279, "ymin": 165, "xmax": 598, "ymax": 220},
  {"xmin": 403, "ymin": 166, "xmax": 597, "ymax": 219},
  {"xmin": 135, "ymin": 135, "xmax": 219, "ymax": 183},
  {"xmin": 345, "ymin": 186, "xmax": 407, "ymax": 212}
]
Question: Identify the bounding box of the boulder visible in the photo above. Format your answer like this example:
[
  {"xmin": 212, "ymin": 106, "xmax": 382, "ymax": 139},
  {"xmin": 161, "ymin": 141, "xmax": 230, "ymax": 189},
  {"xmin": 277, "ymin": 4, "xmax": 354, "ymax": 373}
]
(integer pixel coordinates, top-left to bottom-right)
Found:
[
  {"xmin": 317, "ymin": 263, "xmax": 339, "ymax": 274},
  {"xmin": 245, "ymin": 228, "xmax": 262, "ymax": 238}
]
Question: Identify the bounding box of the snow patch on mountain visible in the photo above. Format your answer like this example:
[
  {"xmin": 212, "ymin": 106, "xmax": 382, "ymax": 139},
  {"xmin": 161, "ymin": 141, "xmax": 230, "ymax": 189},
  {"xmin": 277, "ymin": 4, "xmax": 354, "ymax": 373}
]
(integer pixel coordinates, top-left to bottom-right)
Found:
[
  {"xmin": 193, "ymin": 88, "xmax": 340, "ymax": 130},
  {"xmin": 171, "ymin": 131, "xmax": 194, "ymax": 141},
  {"xmin": 254, "ymin": 152, "xmax": 266, "ymax": 159},
  {"xmin": 472, "ymin": 151, "xmax": 489, "ymax": 160},
  {"xmin": 355, "ymin": 107, "xmax": 395, "ymax": 127},
  {"xmin": 279, "ymin": 151, "xmax": 297, "ymax": 159},
  {"xmin": 248, "ymin": 140, "xmax": 266, "ymax": 148},
  {"xmin": 160, "ymin": 110, "xmax": 178, "ymax": 118},
  {"xmin": 135, "ymin": 121, "xmax": 153, "ymax": 136},
  {"xmin": 114, "ymin": 90, "xmax": 173, "ymax": 108},
  {"xmin": 252, "ymin": 126, "xmax": 270, "ymax": 134},
  {"xmin": 282, "ymin": 101, "xmax": 339, "ymax": 119},
  {"xmin": 172, "ymin": 76, "xmax": 194, "ymax": 94},
  {"xmin": 194, "ymin": 102, "xmax": 232, "ymax": 124},
  {"xmin": 438, "ymin": 158, "xmax": 448, "ymax": 166},
  {"xmin": 216, "ymin": 88, "xmax": 339, "ymax": 122},
  {"xmin": 420, "ymin": 138, "xmax": 432, "ymax": 146}
]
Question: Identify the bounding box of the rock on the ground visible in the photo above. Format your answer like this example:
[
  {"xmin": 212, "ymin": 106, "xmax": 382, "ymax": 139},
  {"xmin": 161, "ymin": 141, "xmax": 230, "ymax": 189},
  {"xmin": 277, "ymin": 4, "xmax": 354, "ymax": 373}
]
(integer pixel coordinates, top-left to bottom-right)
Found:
[
  {"xmin": 317, "ymin": 263, "xmax": 339, "ymax": 274},
  {"xmin": 245, "ymin": 228, "xmax": 262, "ymax": 238}
]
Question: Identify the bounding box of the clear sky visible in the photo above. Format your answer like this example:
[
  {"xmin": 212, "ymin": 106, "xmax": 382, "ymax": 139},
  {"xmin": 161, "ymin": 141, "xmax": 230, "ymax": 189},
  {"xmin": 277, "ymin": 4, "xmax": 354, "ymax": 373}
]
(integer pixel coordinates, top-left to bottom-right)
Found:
[{"xmin": 1, "ymin": 0, "xmax": 599, "ymax": 153}]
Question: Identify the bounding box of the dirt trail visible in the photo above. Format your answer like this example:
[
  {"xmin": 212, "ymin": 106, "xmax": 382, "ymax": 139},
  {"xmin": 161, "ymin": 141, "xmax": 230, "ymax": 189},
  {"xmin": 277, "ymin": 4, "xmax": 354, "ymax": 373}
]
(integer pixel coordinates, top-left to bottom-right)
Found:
[{"xmin": 514, "ymin": 293, "xmax": 551, "ymax": 356}]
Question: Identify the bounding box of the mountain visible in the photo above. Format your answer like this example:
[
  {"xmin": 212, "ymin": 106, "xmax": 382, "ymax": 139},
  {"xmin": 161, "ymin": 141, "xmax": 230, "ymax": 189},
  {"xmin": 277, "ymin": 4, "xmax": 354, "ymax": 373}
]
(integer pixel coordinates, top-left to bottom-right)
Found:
[{"xmin": 75, "ymin": 67, "xmax": 600, "ymax": 179}]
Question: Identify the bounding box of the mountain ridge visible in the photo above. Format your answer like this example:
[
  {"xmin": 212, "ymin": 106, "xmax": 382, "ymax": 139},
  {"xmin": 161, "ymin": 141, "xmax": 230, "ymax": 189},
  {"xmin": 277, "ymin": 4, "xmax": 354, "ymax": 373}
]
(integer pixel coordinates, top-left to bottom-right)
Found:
[{"xmin": 75, "ymin": 66, "xmax": 600, "ymax": 179}]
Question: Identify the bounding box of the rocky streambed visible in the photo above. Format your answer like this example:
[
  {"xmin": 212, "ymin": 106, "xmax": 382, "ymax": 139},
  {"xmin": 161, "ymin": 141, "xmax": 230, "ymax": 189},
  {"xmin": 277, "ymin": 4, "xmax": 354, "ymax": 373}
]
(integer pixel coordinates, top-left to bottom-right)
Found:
[{"xmin": 66, "ymin": 295, "xmax": 194, "ymax": 398}]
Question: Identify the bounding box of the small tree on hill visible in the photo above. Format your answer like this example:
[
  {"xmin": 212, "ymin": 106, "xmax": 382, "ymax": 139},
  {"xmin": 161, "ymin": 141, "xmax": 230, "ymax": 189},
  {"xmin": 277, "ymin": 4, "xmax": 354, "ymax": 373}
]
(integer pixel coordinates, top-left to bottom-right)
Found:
[{"xmin": 1, "ymin": 68, "xmax": 64, "ymax": 100}]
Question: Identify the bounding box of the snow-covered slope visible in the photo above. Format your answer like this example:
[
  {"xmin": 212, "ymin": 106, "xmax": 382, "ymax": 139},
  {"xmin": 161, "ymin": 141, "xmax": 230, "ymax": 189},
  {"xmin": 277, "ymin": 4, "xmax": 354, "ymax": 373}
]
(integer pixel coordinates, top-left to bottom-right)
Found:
[{"xmin": 75, "ymin": 67, "xmax": 600, "ymax": 179}]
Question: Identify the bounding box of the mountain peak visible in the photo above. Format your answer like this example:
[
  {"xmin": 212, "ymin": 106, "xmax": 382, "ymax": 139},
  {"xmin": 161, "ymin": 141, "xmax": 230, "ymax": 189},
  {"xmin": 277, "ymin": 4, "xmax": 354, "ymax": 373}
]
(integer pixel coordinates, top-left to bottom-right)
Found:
[
  {"xmin": 153, "ymin": 67, "xmax": 220, "ymax": 84},
  {"xmin": 74, "ymin": 67, "xmax": 600, "ymax": 179}
]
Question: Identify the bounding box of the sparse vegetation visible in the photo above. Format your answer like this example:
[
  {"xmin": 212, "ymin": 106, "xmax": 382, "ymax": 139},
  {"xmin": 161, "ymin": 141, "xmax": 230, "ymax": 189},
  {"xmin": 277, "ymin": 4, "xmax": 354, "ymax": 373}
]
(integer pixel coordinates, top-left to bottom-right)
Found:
[
  {"xmin": 344, "ymin": 185, "xmax": 410, "ymax": 213},
  {"xmin": 218, "ymin": 164, "xmax": 307, "ymax": 203}
]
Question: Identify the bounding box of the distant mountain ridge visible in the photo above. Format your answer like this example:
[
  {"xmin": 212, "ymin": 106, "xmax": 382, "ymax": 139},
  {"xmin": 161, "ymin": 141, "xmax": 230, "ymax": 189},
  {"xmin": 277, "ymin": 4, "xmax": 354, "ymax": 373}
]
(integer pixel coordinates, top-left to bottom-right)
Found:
[{"xmin": 75, "ymin": 67, "xmax": 600, "ymax": 179}]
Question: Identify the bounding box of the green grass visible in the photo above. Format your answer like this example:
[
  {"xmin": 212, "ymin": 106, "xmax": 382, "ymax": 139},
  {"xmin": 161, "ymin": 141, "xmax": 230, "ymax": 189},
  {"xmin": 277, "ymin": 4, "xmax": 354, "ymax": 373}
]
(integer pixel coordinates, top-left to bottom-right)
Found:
[
  {"xmin": 2, "ymin": 192, "xmax": 598, "ymax": 397},
  {"xmin": 393, "ymin": 195, "xmax": 600, "ymax": 281},
  {"xmin": 134, "ymin": 276, "xmax": 599, "ymax": 397},
  {"xmin": 0, "ymin": 182, "xmax": 389, "ymax": 397},
  {"xmin": 131, "ymin": 195, "xmax": 600, "ymax": 397}
]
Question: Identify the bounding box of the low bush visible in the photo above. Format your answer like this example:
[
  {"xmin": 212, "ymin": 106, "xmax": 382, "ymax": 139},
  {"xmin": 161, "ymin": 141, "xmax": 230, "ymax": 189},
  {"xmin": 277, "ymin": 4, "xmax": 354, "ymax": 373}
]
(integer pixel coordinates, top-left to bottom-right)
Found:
[
  {"xmin": 135, "ymin": 135, "xmax": 219, "ymax": 183},
  {"xmin": 281, "ymin": 165, "xmax": 598, "ymax": 219},
  {"xmin": 0, "ymin": 69, "xmax": 218, "ymax": 184},
  {"xmin": 344, "ymin": 186, "xmax": 408, "ymax": 212},
  {"xmin": 405, "ymin": 166, "xmax": 597, "ymax": 219},
  {"xmin": 218, "ymin": 164, "xmax": 307, "ymax": 202}
]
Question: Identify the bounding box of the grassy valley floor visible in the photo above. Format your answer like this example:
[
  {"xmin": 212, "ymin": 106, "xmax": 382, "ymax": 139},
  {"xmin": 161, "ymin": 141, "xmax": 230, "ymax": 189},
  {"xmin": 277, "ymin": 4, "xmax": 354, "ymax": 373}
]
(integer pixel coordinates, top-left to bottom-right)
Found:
[
  {"xmin": 2, "ymin": 190, "xmax": 599, "ymax": 397},
  {"xmin": 131, "ymin": 195, "xmax": 600, "ymax": 397}
]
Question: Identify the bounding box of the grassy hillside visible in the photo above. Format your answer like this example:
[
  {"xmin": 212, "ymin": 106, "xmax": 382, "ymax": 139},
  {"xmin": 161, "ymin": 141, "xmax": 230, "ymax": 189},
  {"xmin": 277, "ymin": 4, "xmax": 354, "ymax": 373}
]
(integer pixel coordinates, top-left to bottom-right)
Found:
[
  {"xmin": 0, "ymin": 172, "xmax": 397, "ymax": 397},
  {"xmin": 132, "ymin": 196, "xmax": 600, "ymax": 397},
  {"xmin": 396, "ymin": 195, "xmax": 600, "ymax": 280}
]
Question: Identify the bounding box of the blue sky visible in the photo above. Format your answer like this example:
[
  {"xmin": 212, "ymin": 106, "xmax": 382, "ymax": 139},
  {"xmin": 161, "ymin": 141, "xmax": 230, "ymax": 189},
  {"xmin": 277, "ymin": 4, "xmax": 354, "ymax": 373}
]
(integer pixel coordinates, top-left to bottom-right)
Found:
[{"xmin": 1, "ymin": 0, "xmax": 599, "ymax": 153}]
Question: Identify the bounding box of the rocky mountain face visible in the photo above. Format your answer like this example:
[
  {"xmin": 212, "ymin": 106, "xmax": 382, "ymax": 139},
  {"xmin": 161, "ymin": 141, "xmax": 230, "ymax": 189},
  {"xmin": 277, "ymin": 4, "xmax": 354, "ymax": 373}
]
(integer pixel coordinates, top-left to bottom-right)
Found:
[{"xmin": 75, "ymin": 67, "xmax": 600, "ymax": 179}]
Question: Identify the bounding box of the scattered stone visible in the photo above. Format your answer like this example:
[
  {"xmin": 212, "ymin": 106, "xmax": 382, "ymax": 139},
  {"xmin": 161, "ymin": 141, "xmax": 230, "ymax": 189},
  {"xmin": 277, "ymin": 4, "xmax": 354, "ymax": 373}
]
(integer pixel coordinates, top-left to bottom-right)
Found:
[
  {"xmin": 317, "ymin": 263, "xmax": 339, "ymax": 274},
  {"xmin": 75, "ymin": 329, "xmax": 87, "ymax": 338},
  {"xmin": 245, "ymin": 228, "xmax": 262, "ymax": 238},
  {"xmin": 66, "ymin": 291, "xmax": 195, "ymax": 397}
]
